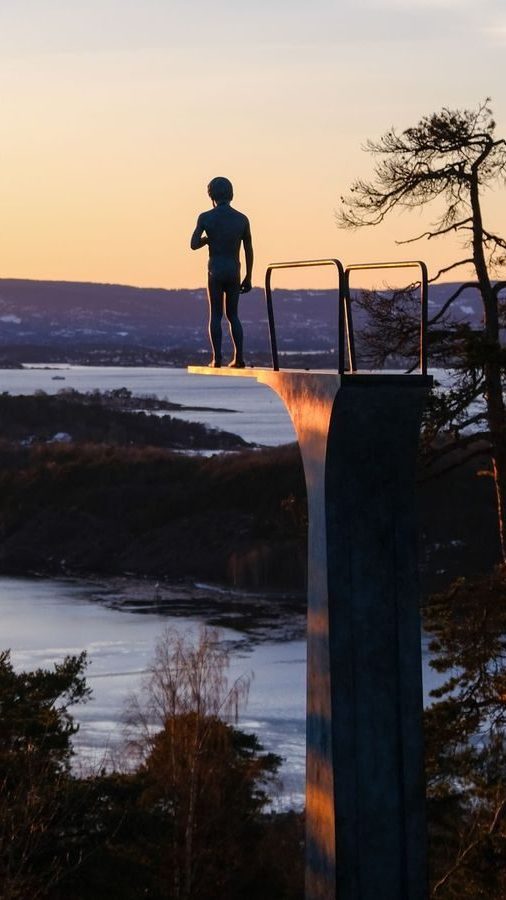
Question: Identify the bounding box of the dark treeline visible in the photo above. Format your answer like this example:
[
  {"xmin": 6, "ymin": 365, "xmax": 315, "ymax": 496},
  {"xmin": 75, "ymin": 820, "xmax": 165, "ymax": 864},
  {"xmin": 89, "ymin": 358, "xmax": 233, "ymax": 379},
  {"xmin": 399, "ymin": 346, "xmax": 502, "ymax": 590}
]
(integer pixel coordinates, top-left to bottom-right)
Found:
[
  {"xmin": 0, "ymin": 435, "xmax": 499, "ymax": 593},
  {"xmin": 0, "ymin": 441, "xmax": 306, "ymax": 584},
  {"xmin": 0, "ymin": 386, "xmax": 501, "ymax": 590},
  {"xmin": 0, "ymin": 390, "xmax": 249, "ymax": 451}
]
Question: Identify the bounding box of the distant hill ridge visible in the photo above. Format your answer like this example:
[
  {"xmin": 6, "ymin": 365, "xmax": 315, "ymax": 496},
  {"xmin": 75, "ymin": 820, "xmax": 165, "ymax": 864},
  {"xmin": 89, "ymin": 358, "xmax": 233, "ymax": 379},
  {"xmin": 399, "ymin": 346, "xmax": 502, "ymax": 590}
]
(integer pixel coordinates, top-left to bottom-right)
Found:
[{"xmin": 0, "ymin": 277, "xmax": 485, "ymax": 357}]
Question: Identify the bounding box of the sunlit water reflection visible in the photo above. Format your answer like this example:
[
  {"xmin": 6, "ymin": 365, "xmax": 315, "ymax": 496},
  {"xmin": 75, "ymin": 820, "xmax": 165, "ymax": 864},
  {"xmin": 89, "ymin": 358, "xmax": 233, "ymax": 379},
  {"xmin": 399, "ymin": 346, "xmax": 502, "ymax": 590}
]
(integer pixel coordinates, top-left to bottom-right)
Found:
[{"xmin": 1, "ymin": 576, "xmax": 441, "ymax": 809}]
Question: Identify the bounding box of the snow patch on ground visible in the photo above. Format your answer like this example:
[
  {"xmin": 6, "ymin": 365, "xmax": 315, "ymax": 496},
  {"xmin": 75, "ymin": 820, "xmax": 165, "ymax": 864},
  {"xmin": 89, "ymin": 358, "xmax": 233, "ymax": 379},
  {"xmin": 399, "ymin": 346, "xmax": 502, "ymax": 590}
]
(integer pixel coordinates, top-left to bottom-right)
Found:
[{"xmin": 0, "ymin": 314, "xmax": 22, "ymax": 324}]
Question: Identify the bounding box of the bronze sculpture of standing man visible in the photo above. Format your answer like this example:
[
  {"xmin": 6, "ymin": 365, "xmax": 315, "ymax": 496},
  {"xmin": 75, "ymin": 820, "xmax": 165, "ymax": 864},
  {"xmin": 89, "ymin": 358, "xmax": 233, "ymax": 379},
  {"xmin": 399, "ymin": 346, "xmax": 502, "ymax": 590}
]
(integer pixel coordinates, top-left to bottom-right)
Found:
[{"xmin": 191, "ymin": 177, "xmax": 253, "ymax": 368}]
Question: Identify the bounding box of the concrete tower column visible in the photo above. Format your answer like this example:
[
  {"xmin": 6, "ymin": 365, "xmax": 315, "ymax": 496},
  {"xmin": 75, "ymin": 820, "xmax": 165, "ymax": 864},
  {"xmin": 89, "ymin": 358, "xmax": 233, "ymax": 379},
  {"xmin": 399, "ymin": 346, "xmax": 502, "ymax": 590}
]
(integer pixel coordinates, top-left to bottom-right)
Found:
[{"xmin": 189, "ymin": 367, "xmax": 432, "ymax": 900}]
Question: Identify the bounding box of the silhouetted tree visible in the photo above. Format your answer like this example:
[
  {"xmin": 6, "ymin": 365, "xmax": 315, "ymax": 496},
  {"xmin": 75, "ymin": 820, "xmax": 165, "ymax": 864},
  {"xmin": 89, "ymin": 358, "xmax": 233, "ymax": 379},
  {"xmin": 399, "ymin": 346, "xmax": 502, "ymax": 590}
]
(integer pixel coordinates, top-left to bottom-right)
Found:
[
  {"xmin": 339, "ymin": 100, "xmax": 506, "ymax": 559},
  {"xmin": 423, "ymin": 571, "xmax": 506, "ymax": 897},
  {"xmin": 0, "ymin": 650, "xmax": 90, "ymax": 899},
  {"xmin": 124, "ymin": 627, "xmax": 280, "ymax": 900}
]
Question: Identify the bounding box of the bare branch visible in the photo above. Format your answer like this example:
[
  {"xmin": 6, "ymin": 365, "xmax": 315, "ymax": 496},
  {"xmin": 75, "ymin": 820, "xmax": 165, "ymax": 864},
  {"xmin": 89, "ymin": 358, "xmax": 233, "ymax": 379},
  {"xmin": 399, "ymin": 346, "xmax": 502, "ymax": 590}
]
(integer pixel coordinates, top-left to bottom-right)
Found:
[
  {"xmin": 482, "ymin": 229, "xmax": 506, "ymax": 250},
  {"xmin": 431, "ymin": 794, "xmax": 506, "ymax": 895},
  {"xmin": 453, "ymin": 411, "xmax": 488, "ymax": 430},
  {"xmin": 428, "ymin": 282, "xmax": 480, "ymax": 325},
  {"xmin": 429, "ymin": 259, "xmax": 474, "ymax": 283},
  {"xmin": 419, "ymin": 442, "xmax": 492, "ymax": 483},
  {"xmin": 395, "ymin": 218, "xmax": 473, "ymax": 245},
  {"xmin": 423, "ymin": 432, "xmax": 492, "ymax": 466}
]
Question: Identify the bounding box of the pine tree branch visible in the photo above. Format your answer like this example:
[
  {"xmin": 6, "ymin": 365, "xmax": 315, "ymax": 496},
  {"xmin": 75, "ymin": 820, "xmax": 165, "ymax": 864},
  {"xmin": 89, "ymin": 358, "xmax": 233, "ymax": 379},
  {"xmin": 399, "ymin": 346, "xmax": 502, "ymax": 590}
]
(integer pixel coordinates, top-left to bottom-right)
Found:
[
  {"xmin": 419, "ymin": 443, "xmax": 491, "ymax": 482},
  {"xmin": 431, "ymin": 795, "xmax": 506, "ymax": 896},
  {"xmin": 395, "ymin": 218, "xmax": 473, "ymax": 245},
  {"xmin": 428, "ymin": 282, "xmax": 480, "ymax": 325},
  {"xmin": 423, "ymin": 431, "xmax": 492, "ymax": 464},
  {"xmin": 482, "ymin": 230, "xmax": 506, "ymax": 250},
  {"xmin": 453, "ymin": 411, "xmax": 488, "ymax": 431},
  {"xmin": 429, "ymin": 259, "xmax": 474, "ymax": 282}
]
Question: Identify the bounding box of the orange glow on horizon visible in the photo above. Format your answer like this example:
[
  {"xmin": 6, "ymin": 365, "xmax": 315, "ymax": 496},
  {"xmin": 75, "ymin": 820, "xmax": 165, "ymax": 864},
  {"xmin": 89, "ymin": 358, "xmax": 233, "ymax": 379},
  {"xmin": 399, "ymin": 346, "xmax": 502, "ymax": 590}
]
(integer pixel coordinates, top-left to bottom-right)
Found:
[{"xmin": 0, "ymin": 10, "xmax": 504, "ymax": 291}]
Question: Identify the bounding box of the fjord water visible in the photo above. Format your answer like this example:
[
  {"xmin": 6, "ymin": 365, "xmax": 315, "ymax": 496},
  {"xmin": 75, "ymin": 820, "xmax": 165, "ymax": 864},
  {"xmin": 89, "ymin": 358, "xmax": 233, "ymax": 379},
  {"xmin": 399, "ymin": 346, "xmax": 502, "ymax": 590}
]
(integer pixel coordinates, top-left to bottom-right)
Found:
[
  {"xmin": 0, "ymin": 575, "xmax": 439, "ymax": 809},
  {"xmin": 1, "ymin": 365, "xmax": 465, "ymax": 445},
  {"xmin": 0, "ymin": 365, "xmax": 442, "ymax": 806},
  {"xmin": 0, "ymin": 365, "xmax": 297, "ymax": 445},
  {"xmin": 0, "ymin": 576, "xmax": 307, "ymax": 806}
]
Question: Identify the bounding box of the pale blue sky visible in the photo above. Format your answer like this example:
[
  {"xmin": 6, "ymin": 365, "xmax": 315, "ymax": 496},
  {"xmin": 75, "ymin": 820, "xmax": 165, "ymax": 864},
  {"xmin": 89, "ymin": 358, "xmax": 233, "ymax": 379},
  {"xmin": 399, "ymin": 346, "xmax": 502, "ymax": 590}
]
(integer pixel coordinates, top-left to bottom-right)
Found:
[{"xmin": 0, "ymin": 1, "xmax": 504, "ymax": 51}]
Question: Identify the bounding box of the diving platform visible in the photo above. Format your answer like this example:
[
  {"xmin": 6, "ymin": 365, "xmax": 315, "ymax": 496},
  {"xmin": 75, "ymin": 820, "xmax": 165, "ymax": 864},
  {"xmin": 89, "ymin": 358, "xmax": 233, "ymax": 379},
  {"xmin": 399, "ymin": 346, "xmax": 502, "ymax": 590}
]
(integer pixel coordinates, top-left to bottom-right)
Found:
[{"xmin": 188, "ymin": 259, "xmax": 432, "ymax": 900}]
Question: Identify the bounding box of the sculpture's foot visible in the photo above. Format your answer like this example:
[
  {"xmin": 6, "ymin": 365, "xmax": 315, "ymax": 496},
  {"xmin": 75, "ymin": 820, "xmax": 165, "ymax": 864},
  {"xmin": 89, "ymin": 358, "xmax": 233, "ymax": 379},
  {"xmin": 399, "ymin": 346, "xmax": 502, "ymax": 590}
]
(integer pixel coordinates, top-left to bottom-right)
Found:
[
  {"xmin": 208, "ymin": 359, "xmax": 222, "ymax": 368},
  {"xmin": 228, "ymin": 359, "xmax": 246, "ymax": 369}
]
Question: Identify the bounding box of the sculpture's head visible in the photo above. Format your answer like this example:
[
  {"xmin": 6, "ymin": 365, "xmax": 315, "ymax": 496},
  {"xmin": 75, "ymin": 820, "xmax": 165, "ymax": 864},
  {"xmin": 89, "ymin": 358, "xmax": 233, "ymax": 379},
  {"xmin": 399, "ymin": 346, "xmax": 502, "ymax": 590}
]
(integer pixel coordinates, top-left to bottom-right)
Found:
[{"xmin": 207, "ymin": 176, "xmax": 233, "ymax": 205}]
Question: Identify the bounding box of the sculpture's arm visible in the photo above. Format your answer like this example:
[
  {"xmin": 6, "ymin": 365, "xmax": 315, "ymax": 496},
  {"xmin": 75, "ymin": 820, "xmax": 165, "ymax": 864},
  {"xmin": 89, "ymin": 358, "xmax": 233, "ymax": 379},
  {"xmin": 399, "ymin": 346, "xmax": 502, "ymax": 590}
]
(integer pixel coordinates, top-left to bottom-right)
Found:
[
  {"xmin": 190, "ymin": 214, "xmax": 208, "ymax": 250},
  {"xmin": 241, "ymin": 225, "xmax": 254, "ymax": 292}
]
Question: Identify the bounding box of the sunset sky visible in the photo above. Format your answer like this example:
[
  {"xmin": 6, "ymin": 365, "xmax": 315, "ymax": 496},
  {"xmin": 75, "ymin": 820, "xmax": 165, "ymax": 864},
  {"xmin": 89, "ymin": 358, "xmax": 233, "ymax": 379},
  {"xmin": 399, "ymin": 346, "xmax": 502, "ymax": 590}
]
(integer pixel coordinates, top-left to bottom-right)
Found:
[{"xmin": 0, "ymin": 0, "xmax": 504, "ymax": 289}]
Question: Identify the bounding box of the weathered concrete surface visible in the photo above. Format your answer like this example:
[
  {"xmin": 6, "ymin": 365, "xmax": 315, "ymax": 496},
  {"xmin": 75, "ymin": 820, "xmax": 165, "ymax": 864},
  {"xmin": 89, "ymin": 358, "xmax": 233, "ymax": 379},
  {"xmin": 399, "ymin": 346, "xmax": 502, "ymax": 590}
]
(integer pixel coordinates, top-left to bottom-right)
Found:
[{"xmin": 189, "ymin": 367, "xmax": 432, "ymax": 900}]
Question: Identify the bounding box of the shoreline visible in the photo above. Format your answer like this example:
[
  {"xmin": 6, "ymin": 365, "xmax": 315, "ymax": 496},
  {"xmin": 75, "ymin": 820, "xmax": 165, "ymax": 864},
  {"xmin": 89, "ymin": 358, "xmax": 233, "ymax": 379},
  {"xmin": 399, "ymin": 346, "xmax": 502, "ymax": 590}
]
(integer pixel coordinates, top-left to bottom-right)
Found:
[{"xmin": 2, "ymin": 571, "xmax": 307, "ymax": 645}]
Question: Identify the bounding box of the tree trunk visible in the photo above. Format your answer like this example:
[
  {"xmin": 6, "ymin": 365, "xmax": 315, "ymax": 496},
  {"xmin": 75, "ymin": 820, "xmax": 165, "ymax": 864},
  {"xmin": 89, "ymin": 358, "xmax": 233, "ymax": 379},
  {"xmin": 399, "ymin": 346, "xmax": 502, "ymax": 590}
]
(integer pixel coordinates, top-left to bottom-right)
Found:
[
  {"xmin": 484, "ymin": 364, "xmax": 506, "ymax": 564},
  {"xmin": 183, "ymin": 727, "xmax": 200, "ymax": 900},
  {"xmin": 470, "ymin": 170, "xmax": 506, "ymax": 563}
]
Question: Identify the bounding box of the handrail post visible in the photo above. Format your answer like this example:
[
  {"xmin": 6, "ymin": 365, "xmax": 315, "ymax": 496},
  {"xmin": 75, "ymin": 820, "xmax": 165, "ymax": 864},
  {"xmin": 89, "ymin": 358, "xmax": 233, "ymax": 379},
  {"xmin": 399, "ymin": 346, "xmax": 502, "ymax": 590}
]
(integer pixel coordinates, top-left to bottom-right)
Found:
[
  {"xmin": 265, "ymin": 267, "xmax": 280, "ymax": 371},
  {"xmin": 341, "ymin": 267, "xmax": 357, "ymax": 375},
  {"xmin": 264, "ymin": 258, "xmax": 351, "ymax": 373},
  {"xmin": 420, "ymin": 261, "xmax": 428, "ymax": 376},
  {"xmin": 339, "ymin": 268, "xmax": 347, "ymax": 376},
  {"xmin": 344, "ymin": 260, "xmax": 428, "ymax": 374}
]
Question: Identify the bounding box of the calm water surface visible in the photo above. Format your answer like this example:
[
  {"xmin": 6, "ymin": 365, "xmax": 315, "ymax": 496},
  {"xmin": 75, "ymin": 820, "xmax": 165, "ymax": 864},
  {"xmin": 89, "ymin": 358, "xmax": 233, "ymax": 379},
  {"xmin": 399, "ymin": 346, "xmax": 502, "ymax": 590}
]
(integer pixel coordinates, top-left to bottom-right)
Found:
[
  {"xmin": 0, "ymin": 365, "xmax": 296, "ymax": 446},
  {"xmin": 0, "ymin": 365, "xmax": 443, "ymax": 807},
  {"xmin": 0, "ymin": 576, "xmax": 307, "ymax": 806},
  {"xmin": 1, "ymin": 576, "xmax": 441, "ymax": 808}
]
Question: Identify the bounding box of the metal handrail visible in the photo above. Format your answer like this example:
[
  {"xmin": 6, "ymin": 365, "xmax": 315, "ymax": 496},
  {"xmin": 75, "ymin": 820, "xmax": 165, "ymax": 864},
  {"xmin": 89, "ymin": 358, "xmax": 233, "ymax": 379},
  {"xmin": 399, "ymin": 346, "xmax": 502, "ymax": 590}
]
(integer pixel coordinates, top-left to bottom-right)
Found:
[
  {"xmin": 343, "ymin": 260, "xmax": 429, "ymax": 376},
  {"xmin": 343, "ymin": 259, "xmax": 429, "ymax": 375},
  {"xmin": 264, "ymin": 258, "xmax": 356, "ymax": 374}
]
